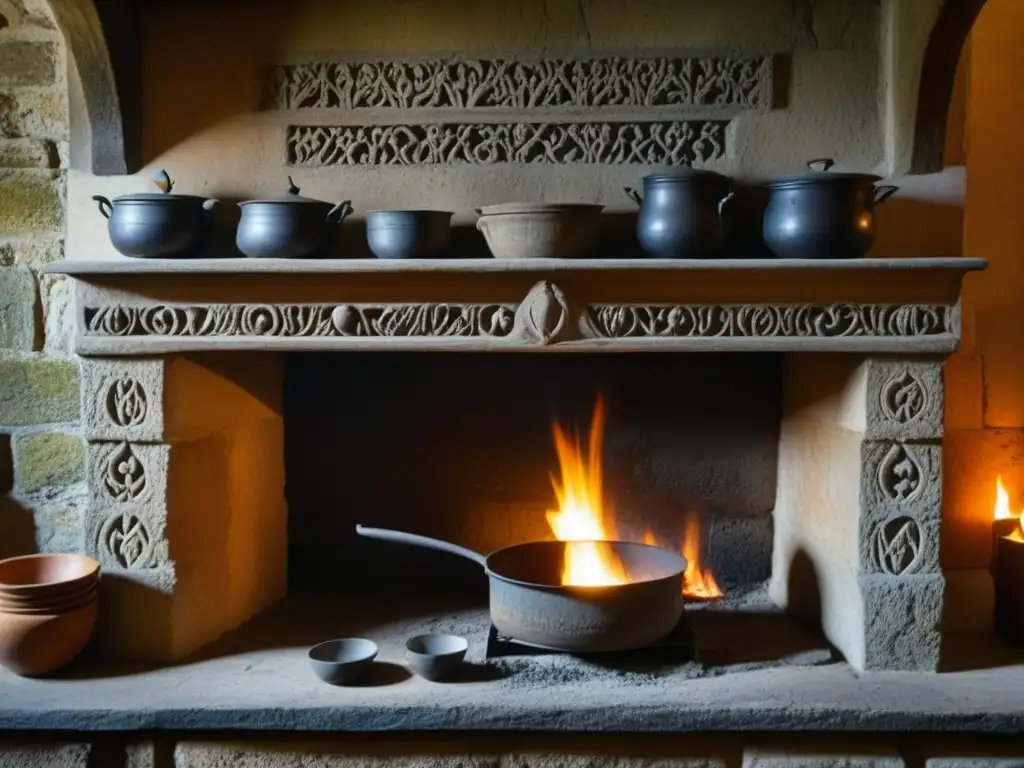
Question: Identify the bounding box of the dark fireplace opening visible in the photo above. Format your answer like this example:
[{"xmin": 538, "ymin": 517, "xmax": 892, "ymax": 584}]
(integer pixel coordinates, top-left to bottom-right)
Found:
[{"xmin": 283, "ymin": 352, "xmax": 782, "ymax": 596}]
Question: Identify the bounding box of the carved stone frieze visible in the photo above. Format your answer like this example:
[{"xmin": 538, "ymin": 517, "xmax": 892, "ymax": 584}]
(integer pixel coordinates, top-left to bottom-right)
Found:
[
  {"xmin": 287, "ymin": 120, "xmax": 727, "ymax": 166},
  {"xmin": 269, "ymin": 55, "xmax": 774, "ymax": 111},
  {"xmin": 86, "ymin": 303, "xmax": 517, "ymax": 339},
  {"xmin": 582, "ymin": 304, "xmax": 950, "ymax": 339}
]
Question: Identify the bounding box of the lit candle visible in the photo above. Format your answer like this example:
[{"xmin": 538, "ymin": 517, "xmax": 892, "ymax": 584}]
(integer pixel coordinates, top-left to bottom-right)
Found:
[{"xmin": 992, "ymin": 476, "xmax": 1024, "ymax": 646}]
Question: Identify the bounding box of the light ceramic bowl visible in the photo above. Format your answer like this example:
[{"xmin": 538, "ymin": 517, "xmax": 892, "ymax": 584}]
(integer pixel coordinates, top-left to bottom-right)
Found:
[
  {"xmin": 0, "ymin": 600, "xmax": 98, "ymax": 676},
  {"xmin": 475, "ymin": 203, "xmax": 603, "ymax": 259},
  {"xmin": 0, "ymin": 554, "xmax": 100, "ymax": 600},
  {"xmin": 308, "ymin": 638, "xmax": 378, "ymax": 685},
  {"xmin": 405, "ymin": 633, "xmax": 469, "ymax": 682}
]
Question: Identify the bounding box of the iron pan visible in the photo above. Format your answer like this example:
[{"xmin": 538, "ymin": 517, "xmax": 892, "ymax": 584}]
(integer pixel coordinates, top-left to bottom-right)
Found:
[{"xmin": 356, "ymin": 525, "xmax": 687, "ymax": 653}]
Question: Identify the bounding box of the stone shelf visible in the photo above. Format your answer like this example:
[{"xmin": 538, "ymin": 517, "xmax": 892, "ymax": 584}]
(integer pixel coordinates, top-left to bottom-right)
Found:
[
  {"xmin": 1, "ymin": 594, "xmax": 1022, "ymax": 734},
  {"xmin": 46, "ymin": 257, "xmax": 985, "ymax": 355}
]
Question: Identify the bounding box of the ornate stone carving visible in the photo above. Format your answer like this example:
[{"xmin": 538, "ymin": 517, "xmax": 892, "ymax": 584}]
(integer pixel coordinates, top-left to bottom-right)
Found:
[
  {"xmin": 512, "ymin": 281, "xmax": 570, "ymax": 345},
  {"xmin": 102, "ymin": 441, "xmax": 147, "ymax": 502},
  {"xmin": 105, "ymin": 374, "xmax": 148, "ymax": 427},
  {"xmin": 880, "ymin": 370, "xmax": 927, "ymax": 425},
  {"xmin": 86, "ymin": 304, "xmax": 516, "ymax": 339},
  {"xmin": 583, "ymin": 304, "xmax": 949, "ymax": 339},
  {"xmin": 873, "ymin": 516, "xmax": 924, "ymax": 575},
  {"xmin": 98, "ymin": 511, "xmax": 153, "ymax": 569},
  {"xmin": 877, "ymin": 443, "xmax": 923, "ymax": 502},
  {"xmin": 287, "ymin": 121, "xmax": 727, "ymax": 166},
  {"xmin": 269, "ymin": 55, "xmax": 774, "ymax": 111}
]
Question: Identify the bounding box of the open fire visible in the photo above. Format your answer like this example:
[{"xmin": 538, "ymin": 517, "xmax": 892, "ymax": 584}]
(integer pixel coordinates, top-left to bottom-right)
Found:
[
  {"xmin": 994, "ymin": 475, "xmax": 1024, "ymax": 543},
  {"xmin": 545, "ymin": 395, "xmax": 723, "ymax": 598}
]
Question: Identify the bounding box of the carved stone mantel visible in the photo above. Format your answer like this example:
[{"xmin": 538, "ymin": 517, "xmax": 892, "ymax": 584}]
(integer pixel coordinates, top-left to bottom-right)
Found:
[{"xmin": 47, "ymin": 257, "xmax": 984, "ymax": 356}]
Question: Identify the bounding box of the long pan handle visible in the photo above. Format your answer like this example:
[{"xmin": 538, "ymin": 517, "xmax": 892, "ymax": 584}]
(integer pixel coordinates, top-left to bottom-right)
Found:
[{"xmin": 355, "ymin": 524, "xmax": 488, "ymax": 568}]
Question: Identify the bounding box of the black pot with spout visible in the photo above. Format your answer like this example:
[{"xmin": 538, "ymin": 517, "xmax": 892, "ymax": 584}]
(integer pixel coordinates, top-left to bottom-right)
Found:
[
  {"xmin": 762, "ymin": 158, "xmax": 898, "ymax": 259},
  {"xmin": 625, "ymin": 169, "xmax": 734, "ymax": 259}
]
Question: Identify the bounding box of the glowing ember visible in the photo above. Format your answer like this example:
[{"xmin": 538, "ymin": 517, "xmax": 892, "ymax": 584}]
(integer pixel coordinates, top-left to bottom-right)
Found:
[
  {"xmin": 994, "ymin": 475, "xmax": 1024, "ymax": 543},
  {"xmin": 681, "ymin": 514, "xmax": 724, "ymax": 599},
  {"xmin": 545, "ymin": 396, "xmax": 629, "ymax": 587}
]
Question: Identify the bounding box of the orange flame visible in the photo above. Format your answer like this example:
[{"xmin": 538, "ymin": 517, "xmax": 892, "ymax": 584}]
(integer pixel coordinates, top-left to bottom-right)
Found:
[
  {"xmin": 681, "ymin": 514, "xmax": 724, "ymax": 599},
  {"xmin": 994, "ymin": 475, "xmax": 1024, "ymax": 543},
  {"xmin": 545, "ymin": 396, "xmax": 629, "ymax": 586}
]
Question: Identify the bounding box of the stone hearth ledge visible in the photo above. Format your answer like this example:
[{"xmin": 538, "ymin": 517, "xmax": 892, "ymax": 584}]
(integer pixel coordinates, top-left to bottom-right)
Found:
[{"xmin": 45, "ymin": 257, "xmax": 986, "ymax": 355}]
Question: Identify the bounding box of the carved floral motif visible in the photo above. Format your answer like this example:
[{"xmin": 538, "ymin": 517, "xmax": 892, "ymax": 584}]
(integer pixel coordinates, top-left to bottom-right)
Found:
[
  {"xmin": 873, "ymin": 516, "xmax": 924, "ymax": 576},
  {"xmin": 102, "ymin": 442, "xmax": 147, "ymax": 502},
  {"xmin": 269, "ymin": 55, "xmax": 774, "ymax": 111},
  {"xmin": 287, "ymin": 121, "xmax": 727, "ymax": 166},
  {"xmin": 584, "ymin": 304, "xmax": 948, "ymax": 339},
  {"xmin": 880, "ymin": 371, "xmax": 927, "ymax": 425},
  {"xmin": 99, "ymin": 511, "xmax": 153, "ymax": 569},
  {"xmin": 877, "ymin": 443, "xmax": 923, "ymax": 502},
  {"xmin": 105, "ymin": 374, "xmax": 148, "ymax": 427}
]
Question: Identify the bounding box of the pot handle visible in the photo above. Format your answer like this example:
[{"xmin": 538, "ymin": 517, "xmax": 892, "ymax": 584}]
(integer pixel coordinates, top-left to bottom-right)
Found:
[
  {"xmin": 806, "ymin": 158, "xmax": 835, "ymax": 172},
  {"xmin": 202, "ymin": 198, "xmax": 220, "ymax": 213},
  {"xmin": 355, "ymin": 524, "xmax": 489, "ymax": 569},
  {"xmin": 717, "ymin": 191, "xmax": 736, "ymax": 219},
  {"xmin": 624, "ymin": 186, "xmax": 643, "ymax": 207},
  {"xmin": 475, "ymin": 217, "xmax": 485, "ymax": 232},
  {"xmin": 326, "ymin": 200, "xmax": 354, "ymax": 224},
  {"xmin": 872, "ymin": 185, "xmax": 899, "ymax": 206},
  {"xmin": 92, "ymin": 195, "xmax": 113, "ymax": 220}
]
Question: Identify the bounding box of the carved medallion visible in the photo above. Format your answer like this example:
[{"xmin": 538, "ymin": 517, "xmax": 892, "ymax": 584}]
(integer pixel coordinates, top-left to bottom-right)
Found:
[
  {"xmin": 877, "ymin": 443, "xmax": 923, "ymax": 502},
  {"xmin": 105, "ymin": 374, "xmax": 148, "ymax": 427},
  {"xmin": 102, "ymin": 442, "xmax": 147, "ymax": 502},
  {"xmin": 880, "ymin": 371, "xmax": 926, "ymax": 425},
  {"xmin": 514, "ymin": 281, "xmax": 569, "ymax": 345},
  {"xmin": 873, "ymin": 516, "xmax": 924, "ymax": 575},
  {"xmin": 99, "ymin": 512, "xmax": 153, "ymax": 569}
]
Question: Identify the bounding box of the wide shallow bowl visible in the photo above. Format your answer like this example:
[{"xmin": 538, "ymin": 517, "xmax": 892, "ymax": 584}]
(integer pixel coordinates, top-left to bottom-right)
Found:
[
  {"xmin": 0, "ymin": 600, "xmax": 98, "ymax": 676},
  {"xmin": 308, "ymin": 638, "xmax": 378, "ymax": 685},
  {"xmin": 366, "ymin": 210, "xmax": 453, "ymax": 259},
  {"xmin": 475, "ymin": 203, "xmax": 603, "ymax": 259},
  {"xmin": 0, "ymin": 554, "xmax": 100, "ymax": 600},
  {"xmin": 405, "ymin": 633, "xmax": 468, "ymax": 682},
  {"xmin": 0, "ymin": 586, "xmax": 98, "ymax": 614}
]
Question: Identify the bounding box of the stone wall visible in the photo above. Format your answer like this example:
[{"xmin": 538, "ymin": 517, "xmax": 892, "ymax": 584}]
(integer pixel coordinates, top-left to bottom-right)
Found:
[{"xmin": 0, "ymin": 0, "xmax": 83, "ymax": 560}]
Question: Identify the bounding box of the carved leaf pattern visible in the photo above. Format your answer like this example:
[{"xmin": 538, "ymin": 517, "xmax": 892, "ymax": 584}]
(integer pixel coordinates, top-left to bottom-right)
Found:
[
  {"xmin": 269, "ymin": 56, "xmax": 773, "ymax": 110},
  {"xmin": 585, "ymin": 304, "xmax": 948, "ymax": 338},
  {"xmin": 86, "ymin": 304, "xmax": 516, "ymax": 339},
  {"xmin": 877, "ymin": 443, "xmax": 923, "ymax": 502},
  {"xmin": 103, "ymin": 442, "xmax": 147, "ymax": 502},
  {"xmin": 287, "ymin": 121, "xmax": 727, "ymax": 166},
  {"xmin": 100, "ymin": 512, "xmax": 153, "ymax": 569},
  {"xmin": 873, "ymin": 516, "xmax": 924, "ymax": 576},
  {"xmin": 105, "ymin": 375, "xmax": 148, "ymax": 427},
  {"xmin": 880, "ymin": 371, "xmax": 926, "ymax": 424}
]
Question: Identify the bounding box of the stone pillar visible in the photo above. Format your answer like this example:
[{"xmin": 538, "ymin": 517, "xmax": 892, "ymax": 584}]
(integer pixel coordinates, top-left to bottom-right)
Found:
[
  {"xmin": 80, "ymin": 354, "xmax": 287, "ymax": 662},
  {"xmin": 771, "ymin": 355, "xmax": 944, "ymax": 672}
]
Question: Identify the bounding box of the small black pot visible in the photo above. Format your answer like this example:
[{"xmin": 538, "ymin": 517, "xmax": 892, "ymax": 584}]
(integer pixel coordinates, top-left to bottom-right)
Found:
[
  {"xmin": 236, "ymin": 178, "xmax": 353, "ymax": 259},
  {"xmin": 93, "ymin": 176, "xmax": 218, "ymax": 259},
  {"xmin": 365, "ymin": 210, "xmax": 453, "ymax": 259},
  {"xmin": 625, "ymin": 169, "xmax": 733, "ymax": 259},
  {"xmin": 762, "ymin": 159, "xmax": 898, "ymax": 260}
]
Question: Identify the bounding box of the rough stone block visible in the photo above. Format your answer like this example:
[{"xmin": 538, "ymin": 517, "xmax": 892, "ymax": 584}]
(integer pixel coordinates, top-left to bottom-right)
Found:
[
  {"xmin": 942, "ymin": 428, "xmax": 1024, "ymax": 569},
  {"xmin": 861, "ymin": 440, "xmax": 942, "ymax": 514},
  {"xmin": 0, "ymin": 743, "xmax": 90, "ymax": 768},
  {"xmin": 945, "ymin": 352, "xmax": 984, "ymax": 430},
  {"xmin": 0, "ymin": 137, "xmax": 55, "ymax": 168},
  {"xmin": 173, "ymin": 744, "xmax": 499, "ymax": 768},
  {"xmin": 865, "ymin": 359, "xmax": 944, "ymax": 440},
  {"xmin": 0, "ymin": 266, "xmax": 38, "ymax": 351},
  {"xmin": 0, "ymin": 237, "xmax": 63, "ymax": 266},
  {"xmin": 743, "ymin": 747, "xmax": 903, "ymax": 767},
  {"xmin": 708, "ymin": 513, "xmax": 773, "ymax": 588},
  {"xmin": 85, "ymin": 440, "xmax": 167, "ymax": 511},
  {"xmin": 81, "ymin": 359, "xmax": 165, "ymax": 442},
  {"xmin": 32, "ymin": 500, "xmax": 83, "ymax": 554},
  {"xmin": 0, "ymin": 357, "xmax": 79, "ymax": 426},
  {"xmin": 859, "ymin": 573, "xmax": 943, "ymax": 671},
  {"xmin": 926, "ymin": 759, "xmax": 1024, "ymax": 767},
  {"xmin": 0, "ymin": 87, "xmax": 66, "ymax": 140},
  {"xmin": 0, "ymin": 40, "xmax": 57, "ymax": 87},
  {"xmin": 0, "ymin": 169, "xmax": 64, "ymax": 237},
  {"xmin": 38, "ymin": 272, "xmax": 72, "ymax": 355},
  {"xmin": 13, "ymin": 430, "xmax": 84, "ymax": 493}
]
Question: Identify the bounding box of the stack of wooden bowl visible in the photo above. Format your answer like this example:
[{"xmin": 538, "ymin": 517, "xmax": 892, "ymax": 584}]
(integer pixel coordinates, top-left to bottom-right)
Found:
[{"xmin": 0, "ymin": 554, "xmax": 100, "ymax": 676}]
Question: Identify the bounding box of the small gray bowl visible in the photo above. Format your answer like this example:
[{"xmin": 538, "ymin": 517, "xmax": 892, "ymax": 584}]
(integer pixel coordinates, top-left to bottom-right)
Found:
[
  {"xmin": 365, "ymin": 210, "xmax": 453, "ymax": 259},
  {"xmin": 308, "ymin": 638, "xmax": 378, "ymax": 685},
  {"xmin": 405, "ymin": 633, "xmax": 468, "ymax": 682}
]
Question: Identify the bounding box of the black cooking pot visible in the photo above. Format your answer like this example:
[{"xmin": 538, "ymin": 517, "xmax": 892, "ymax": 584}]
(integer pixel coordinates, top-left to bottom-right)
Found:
[
  {"xmin": 762, "ymin": 158, "xmax": 898, "ymax": 260},
  {"xmin": 236, "ymin": 178, "xmax": 353, "ymax": 259},
  {"xmin": 625, "ymin": 169, "xmax": 734, "ymax": 259},
  {"xmin": 92, "ymin": 172, "xmax": 218, "ymax": 259}
]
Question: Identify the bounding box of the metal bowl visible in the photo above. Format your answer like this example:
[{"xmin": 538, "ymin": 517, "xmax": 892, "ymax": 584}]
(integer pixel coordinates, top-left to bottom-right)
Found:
[
  {"xmin": 365, "ymin": 210, "xmax": 453, "ymax": 259},
  {"xmin": 405, "ymin": 633, "xmax": 468, "ymax": 682},
  {"xmin": 308, "ymin": 638, "xmax": 377, "ymax": 685}
]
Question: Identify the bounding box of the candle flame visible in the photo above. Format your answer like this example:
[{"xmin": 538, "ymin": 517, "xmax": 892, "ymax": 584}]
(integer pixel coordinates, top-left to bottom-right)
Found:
[{"xmin": 994, "ymin": 475, "xmax": 1024, "ymax": 542}]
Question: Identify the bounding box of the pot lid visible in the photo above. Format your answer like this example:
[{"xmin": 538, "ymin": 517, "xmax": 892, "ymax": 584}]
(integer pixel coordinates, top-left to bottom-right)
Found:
[
  {"xmin": 112, "ymin": 170, "xmax": 209, "ymax": 202},
  {"xmin": 643, "ymin": 167, "xmax": 730, "ymax": 183},
  {"xmin": 239, "ymin": 177, "xmax": 331, "ymax": 205},
  {"xmin": 768, "ymin": 158, "xmax": 882, "ymax": 185}
]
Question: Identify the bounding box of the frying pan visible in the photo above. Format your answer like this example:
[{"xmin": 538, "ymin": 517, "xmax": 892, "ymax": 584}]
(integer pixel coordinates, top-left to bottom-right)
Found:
[{"xmin": 356, "ymin": 525, "xmax": 687, "ymax": 653}]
